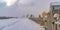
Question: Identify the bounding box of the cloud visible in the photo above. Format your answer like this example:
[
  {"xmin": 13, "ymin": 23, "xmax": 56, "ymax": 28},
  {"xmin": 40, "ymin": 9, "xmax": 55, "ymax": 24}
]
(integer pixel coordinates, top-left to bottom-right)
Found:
[
  {"xmin": 0, "ymin": 0, "xmax": 4, "ymax": 2},
  {"xmin": 2, "ymin": 0, "xmax": 17, "ymax": 6},
  {"xmin": 19, "ymin": 0, "xmax": 36, "ymax": 5},
  {"xmin": 0, "ymin": 0, "xmax": 36, "ymax": 7}
]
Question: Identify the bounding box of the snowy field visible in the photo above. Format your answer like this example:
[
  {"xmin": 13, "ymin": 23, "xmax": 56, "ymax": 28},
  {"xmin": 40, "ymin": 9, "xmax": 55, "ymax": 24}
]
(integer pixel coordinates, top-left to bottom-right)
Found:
[{"xmin": 0, "ymin": 18, "xmax": 45, "ymax": 30}]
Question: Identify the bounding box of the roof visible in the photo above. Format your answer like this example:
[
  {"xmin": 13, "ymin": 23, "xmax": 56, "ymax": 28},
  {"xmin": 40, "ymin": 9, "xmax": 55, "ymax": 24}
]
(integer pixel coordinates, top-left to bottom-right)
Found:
[{"xmin": 51, "ymin": 2, "xmax": 60, "ymax": 6}]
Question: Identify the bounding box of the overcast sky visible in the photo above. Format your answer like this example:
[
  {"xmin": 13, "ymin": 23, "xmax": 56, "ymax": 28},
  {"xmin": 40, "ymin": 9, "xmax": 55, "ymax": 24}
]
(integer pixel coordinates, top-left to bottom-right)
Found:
[{"xmin": 0, "ymin": 0, "xmax": 60, "ymax": 17}]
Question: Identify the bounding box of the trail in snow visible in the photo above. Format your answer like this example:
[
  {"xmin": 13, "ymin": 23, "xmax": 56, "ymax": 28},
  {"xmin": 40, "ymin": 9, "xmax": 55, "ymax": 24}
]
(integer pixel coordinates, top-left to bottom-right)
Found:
[{"xmin": 0, "ymin": 18, "xmax": 45, "ymax": 30}]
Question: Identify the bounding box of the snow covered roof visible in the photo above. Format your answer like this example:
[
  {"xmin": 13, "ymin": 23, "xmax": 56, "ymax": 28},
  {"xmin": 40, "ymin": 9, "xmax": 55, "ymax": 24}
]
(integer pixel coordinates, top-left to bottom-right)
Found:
[{"xmin": 51, "ymin": 2, "xmax": 60, "ymax": 6}]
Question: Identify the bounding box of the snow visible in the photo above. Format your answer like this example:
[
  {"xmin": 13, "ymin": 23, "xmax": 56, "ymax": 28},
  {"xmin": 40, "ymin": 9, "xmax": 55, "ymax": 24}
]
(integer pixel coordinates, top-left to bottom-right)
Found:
[
  {"xmin": 51, "ymin": 2, "xmax": 60, "ymax": 6},
  {"xmin": 0, "ymin": 18, "xmax": 45, "ymax": 30}
]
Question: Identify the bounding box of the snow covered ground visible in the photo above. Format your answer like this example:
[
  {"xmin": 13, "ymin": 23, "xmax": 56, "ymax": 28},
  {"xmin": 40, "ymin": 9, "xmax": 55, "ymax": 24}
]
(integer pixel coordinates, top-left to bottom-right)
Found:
[{"xmin": 0, "ymin": 18, "xmax": 45, "ymax": 30}]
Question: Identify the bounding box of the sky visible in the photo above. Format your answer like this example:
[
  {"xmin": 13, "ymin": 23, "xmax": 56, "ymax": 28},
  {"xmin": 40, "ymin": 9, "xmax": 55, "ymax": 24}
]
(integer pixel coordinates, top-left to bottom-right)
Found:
[
  {"xmin": 0, "ymin": 0, "xmax": 36, "ymax": 6},
  {"xmin": 0, "ymin": 0, "xmax": 39, "ymax": 17},
  {"xmin": 0, "ymin": 0, "xmax": 60, "ymax": 17},
  {"xmin": 0, "ymin": 0, "xmax": 17, "ymax": 6}
]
